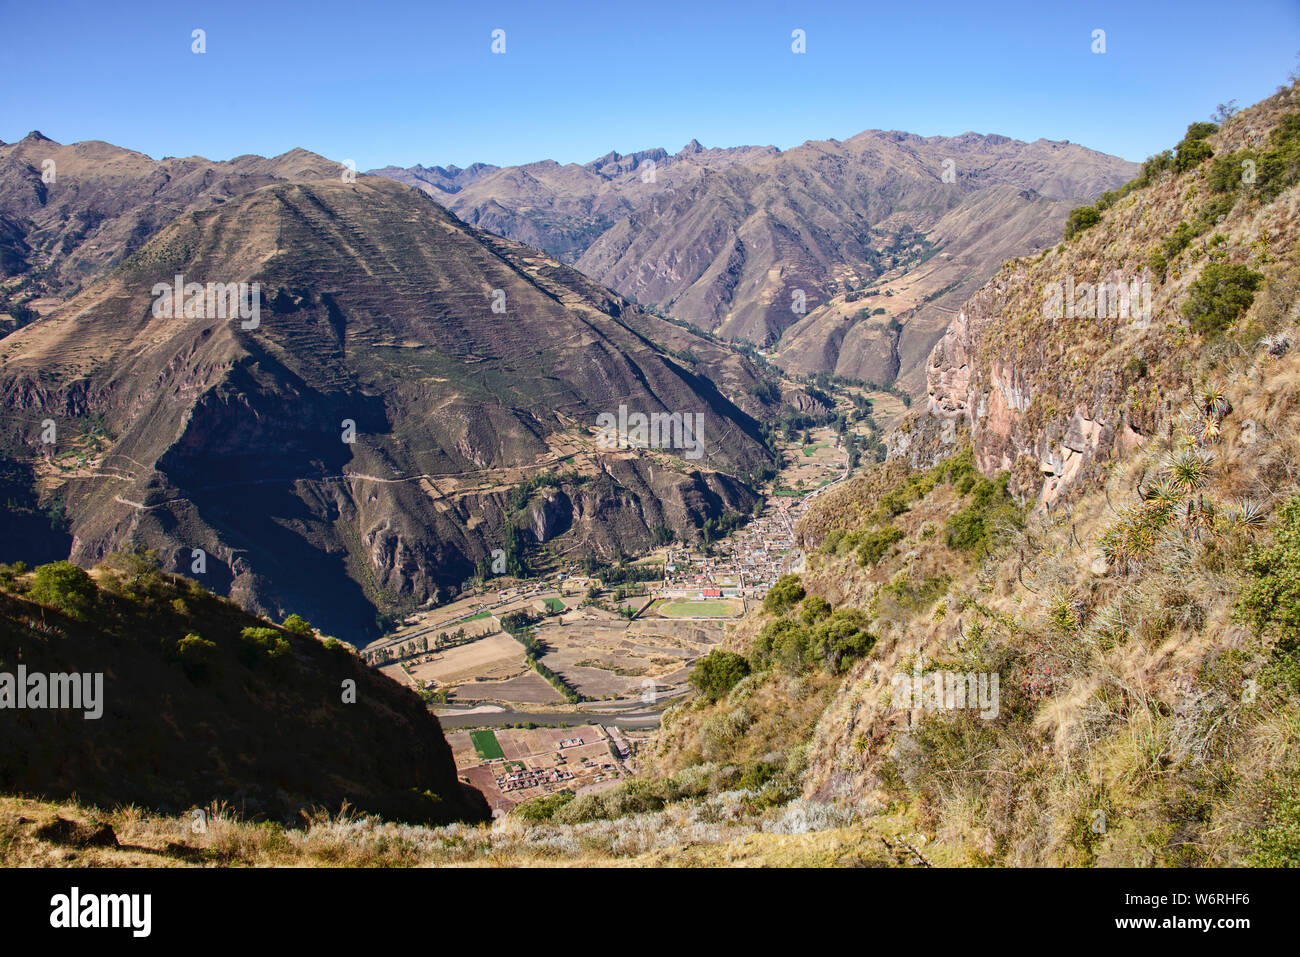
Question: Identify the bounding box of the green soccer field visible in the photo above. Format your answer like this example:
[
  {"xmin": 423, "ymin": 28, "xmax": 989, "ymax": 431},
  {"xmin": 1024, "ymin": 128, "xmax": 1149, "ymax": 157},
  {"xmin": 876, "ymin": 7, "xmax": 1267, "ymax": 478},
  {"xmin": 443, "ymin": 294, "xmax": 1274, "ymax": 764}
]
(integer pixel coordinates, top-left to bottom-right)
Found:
[
  {"xmin": 470, "ymin": 729, "xmax": 505, "ymax": 760},
  {"xmin": 657, "ymin": 600, "xmax": 739, "ymax": 619}
]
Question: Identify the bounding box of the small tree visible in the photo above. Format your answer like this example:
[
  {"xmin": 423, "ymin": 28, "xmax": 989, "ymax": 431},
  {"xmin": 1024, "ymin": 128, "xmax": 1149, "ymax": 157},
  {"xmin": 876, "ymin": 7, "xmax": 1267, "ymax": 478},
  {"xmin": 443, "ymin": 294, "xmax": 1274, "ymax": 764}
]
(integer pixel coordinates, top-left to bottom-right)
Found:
[
  {"xmin": 281, "ymin": 613, "xmax": 314, "ymax": 638},
  {"xmin": 689, "ymin": 649, "xmax": 751, "ymax": 703},
  {"xmin": 28, "ymin": 561, "xmax": 97, "ymax": 619}
]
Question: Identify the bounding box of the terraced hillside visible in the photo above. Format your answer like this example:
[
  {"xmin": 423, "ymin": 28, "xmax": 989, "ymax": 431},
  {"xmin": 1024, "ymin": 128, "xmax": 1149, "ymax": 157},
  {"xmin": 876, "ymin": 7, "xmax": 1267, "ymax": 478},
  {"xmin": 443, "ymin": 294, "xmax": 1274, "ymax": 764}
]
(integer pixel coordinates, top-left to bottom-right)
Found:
[{"xmin": 0, "ymin": 173, "xmax": 784, "ymax": 640}]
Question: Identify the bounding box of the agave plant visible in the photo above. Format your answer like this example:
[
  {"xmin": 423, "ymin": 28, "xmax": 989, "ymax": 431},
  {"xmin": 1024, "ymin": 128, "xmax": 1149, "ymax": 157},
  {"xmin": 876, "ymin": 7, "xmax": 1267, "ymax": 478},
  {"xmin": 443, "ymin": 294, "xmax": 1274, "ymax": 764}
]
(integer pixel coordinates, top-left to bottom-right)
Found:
[
  {"xmin": 1139, "ymin": 478, "xmax": 1182, "ymax": 514},
  {"xmin": 1261, "ymin": 331, "xmax": 1294, "ymax": 356},
  {"xmin": 1199, "ymin": 384, "xmax": 1232, "ymax": 419},
  {"xmin": 1232, "ymin": 499, "xmax": 1269, "ymax": 531},
  {"xmin": 1163, "ymin": 449, "xmax": 1214, "ymax": 498}
]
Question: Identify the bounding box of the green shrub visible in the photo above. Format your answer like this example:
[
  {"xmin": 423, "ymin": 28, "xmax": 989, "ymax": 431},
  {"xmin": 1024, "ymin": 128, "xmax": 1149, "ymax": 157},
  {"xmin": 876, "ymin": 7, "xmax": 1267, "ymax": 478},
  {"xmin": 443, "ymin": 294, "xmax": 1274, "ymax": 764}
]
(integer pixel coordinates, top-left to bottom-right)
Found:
[
  {"xmin": 800, "ymin": 595, "xmax": 832, "ymax": 625},
  {"xmin": 1064, "ymin": 205, "xmax": 1102, "ymax": 240},
  {"xmin": 1182, "ymin": 262, "xmax": 1264, "ymax": 338},
  {"xmin": 808, "ymin": 609, "xmax": 877, "ymax": 674},
  {"xmin": 27, "ymin": 561, "xmax": 97, "ymax": 620},
  {"xmin": 239, "ymin": 626, "xmax": 292, "ymax": 668},
  {"xmin": 945, "ymin": 473, "xmax": 1021, "ymax": 558},
  {"xmin": 1237, "ymin": 495, "xmax": 1300, "ymax": 649},
  {"xmin": 281, "ymin": 614, "xmax": 314, "ymax": 638},
  {"xmin": 1209, "ymin": 150, "xmax": 1256, "ymax": 193},
  {"xmin": 750, "ymin": 610, "xmax": 875, "ymax": 676},
  {"xmin": 1256, "ymin": 111, "xmax": 1300, "ymax": 201},
  {"xmin": 176, "ymin": 633, "xmax": 220, "ymax": 683},
  {"xmin": 856, "ymin": 524, "xmax": 904, "ymax": 566},
  {"xmin": 1139, "ymin": 150, "xmax": 1174, "ymax": 184},
  {"xmin": 1174, "ymin": 122, "xmax": 1218, "ymax": 173},
  {"xmin": 1247, "ymin": 774, "xmax": 1300, "ymax": 867},
  {"xmin": 879, "ymin": 573, "xmax": 953, "ymax": 615},
  {"xmin": 513, "ymin": 789, "xmax": 575, "ymax": 822},
  {"xmin": 689, "ymin": 649, "xmax": 751, "ymax": 702},
  {"xmin": 763, "ymin": 574, "xmax": 805, "ymax": 613},
  {"xmin": 751, "ymin": 617, "xmax": 805, "ymax": 672}
]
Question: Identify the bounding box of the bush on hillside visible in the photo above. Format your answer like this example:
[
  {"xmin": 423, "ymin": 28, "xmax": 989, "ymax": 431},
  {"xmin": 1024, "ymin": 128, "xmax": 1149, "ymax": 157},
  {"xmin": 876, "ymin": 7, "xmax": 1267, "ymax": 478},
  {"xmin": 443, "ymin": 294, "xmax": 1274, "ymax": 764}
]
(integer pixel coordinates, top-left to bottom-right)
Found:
[
  {"xmin": 945, "ymin": 473, "xmax": 1021, "ymax": 559},
  {"xmin": 281, "ymin": 613, "xmax": 314, "ymax": 638},
  {"xmin": 27, "ymin": 561, "xmax": 97, "ymax": 620},
  {"xmin": 1174, "ymin": 122, "xmax": 1218, "ymax": 173},
  {"xmin": 175, "ymin": 633, "xmax": 220, "ymax": 684},
  {"xmin": 1237, "ymin": 494, "xmax": 1300, "ymax": 650},
  {"xmin": 856, "ymin": 524, "xmax": 905, "ymax": 566},
  {"xmin": 800, "ymin": 595, "xmax": 833, "ymax": 625},
  {"xmin": 689, "ymin": 649, "xmax": 751, "ymax": 702},
  {"xmin": 1064, "ymin": 205, "xmax": 1102, "ymax": 240},
  {"xmin": 1182, "ymin": 262, "xmax": 1264, "ymax": 337},
  {"xmin": 239, "ymin": 626, "xmax": 292, "ymax": 668},
  {"xmin": 763, "ymin": 574, "xmax": 806, "ymax": 613}
]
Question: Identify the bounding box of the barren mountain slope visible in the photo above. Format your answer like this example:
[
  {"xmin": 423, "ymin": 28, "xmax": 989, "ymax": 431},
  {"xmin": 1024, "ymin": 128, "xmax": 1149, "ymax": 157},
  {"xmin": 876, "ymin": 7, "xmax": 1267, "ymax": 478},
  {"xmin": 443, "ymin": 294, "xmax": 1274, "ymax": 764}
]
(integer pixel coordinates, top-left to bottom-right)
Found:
[{"xmin": 376, "ymin": 132, "xmax": 1137, "ymax": 389}]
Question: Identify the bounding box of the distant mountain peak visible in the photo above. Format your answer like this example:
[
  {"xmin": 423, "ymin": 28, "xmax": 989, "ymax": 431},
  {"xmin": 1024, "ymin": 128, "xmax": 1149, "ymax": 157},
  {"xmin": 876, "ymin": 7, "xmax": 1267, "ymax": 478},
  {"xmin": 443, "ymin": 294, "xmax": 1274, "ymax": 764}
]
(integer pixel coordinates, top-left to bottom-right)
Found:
[{"xmin": 679, "ymin": 138, "xmax": 705, "ymax": 155}]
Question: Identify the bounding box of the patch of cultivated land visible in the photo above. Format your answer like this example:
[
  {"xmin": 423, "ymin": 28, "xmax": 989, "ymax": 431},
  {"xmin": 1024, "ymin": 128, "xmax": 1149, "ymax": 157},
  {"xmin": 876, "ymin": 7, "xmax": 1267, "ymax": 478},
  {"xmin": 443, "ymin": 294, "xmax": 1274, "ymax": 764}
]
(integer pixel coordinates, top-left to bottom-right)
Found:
[
  {"xmin": 470, "ymin": 729, "xmax": 505, "ymax": 760},
  {"xmin": 533, "ymin": 619, "xmax": 721, "ymax": 700},
  {"xmin": 445, "ymin": 725, "xmax": 628, "ymax": 815},
  {"xmin": 406, "ymin": 632, "xmax": 525, "ymax": 685},
  {"xmin": 450, "ymin": 669, "xmax": 565, "ymax": 706},
  {"xmin": 781, "ymin": 426, "xmax": 846, "ymax": 492}
]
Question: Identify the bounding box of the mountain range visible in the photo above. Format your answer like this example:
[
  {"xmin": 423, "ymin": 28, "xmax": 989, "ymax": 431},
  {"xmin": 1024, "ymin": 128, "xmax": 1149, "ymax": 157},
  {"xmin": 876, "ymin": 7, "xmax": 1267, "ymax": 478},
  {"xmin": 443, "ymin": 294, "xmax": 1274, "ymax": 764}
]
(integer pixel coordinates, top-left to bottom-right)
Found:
[
  {"xmin": 0, "ymin": 124, "xmax": 1136, "ymax": 639},
  {"xmin": 372, "ymin": 131, "xmax": 1138, "ymax": 390},
  {"xmin": 0, "ymin": 135, "xmax": 785, "ymax": 639}
]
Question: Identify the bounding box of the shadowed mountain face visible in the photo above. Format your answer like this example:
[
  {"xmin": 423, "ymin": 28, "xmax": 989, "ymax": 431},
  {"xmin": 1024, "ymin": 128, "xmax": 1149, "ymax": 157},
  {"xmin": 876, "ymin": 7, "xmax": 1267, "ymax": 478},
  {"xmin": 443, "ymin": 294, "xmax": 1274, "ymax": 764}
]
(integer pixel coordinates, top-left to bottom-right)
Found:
[
  {"xmin": 0, "ymin": 171, "xmax": 777, "ymax": 641},
  {"xmin": 374, "ymin": 133, "xmax": 1138, "ymax": 390},
  {"xmin": 0, "ymin": 557, "xmax": 490, "ymax": 824}
]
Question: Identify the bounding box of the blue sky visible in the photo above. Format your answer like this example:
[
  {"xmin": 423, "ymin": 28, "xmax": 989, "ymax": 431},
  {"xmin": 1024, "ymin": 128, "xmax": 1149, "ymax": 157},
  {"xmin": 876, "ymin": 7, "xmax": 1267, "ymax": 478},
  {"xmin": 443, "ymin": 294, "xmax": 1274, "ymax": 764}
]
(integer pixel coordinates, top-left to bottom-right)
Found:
[{"xmin": 1, "ymin": 0, "xmax": 1296, "ymax": 168}]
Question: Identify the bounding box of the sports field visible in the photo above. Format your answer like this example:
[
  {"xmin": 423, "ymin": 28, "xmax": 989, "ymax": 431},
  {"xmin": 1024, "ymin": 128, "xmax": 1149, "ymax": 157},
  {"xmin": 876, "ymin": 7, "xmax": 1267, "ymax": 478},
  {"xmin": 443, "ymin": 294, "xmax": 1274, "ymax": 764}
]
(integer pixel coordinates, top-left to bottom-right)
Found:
[
  {"xmin": 656, "ymin": 599, "xmax": 741, "ymax": 619},
  {"xmin": 470, "ymin": 729, "xmax": 505, "ymax": 760}
]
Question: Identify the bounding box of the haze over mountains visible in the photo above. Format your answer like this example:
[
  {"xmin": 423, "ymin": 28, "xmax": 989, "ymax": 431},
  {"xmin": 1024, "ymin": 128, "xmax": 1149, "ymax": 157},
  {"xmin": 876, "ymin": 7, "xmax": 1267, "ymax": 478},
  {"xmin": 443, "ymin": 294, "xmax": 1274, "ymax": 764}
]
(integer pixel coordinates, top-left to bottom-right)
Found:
[{"xmin": 373, "ymin": 131, "xmax": 1138, "ymax": 390}]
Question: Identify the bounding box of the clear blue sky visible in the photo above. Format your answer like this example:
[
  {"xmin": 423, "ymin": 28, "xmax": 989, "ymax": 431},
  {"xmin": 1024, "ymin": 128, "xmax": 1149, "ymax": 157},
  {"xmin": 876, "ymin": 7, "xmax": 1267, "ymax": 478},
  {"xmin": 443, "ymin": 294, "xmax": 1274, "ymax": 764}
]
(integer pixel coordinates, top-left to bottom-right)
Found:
[{"xmin": 2, "ymin": 0, "xmax": 1296, "ymax": 169}]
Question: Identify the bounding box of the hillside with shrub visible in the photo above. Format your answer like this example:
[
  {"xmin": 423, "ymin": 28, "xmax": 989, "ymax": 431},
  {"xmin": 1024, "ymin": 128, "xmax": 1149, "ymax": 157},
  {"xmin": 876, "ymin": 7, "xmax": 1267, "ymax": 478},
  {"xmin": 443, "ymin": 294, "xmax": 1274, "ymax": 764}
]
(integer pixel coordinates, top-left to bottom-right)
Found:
[
  {"xmin": 0, "ymin": 552, "xmax": 488, "ymax": 826},
  {"xmin": 545, "ymin": 80, "xmax": 1300, "ymax": 866}
]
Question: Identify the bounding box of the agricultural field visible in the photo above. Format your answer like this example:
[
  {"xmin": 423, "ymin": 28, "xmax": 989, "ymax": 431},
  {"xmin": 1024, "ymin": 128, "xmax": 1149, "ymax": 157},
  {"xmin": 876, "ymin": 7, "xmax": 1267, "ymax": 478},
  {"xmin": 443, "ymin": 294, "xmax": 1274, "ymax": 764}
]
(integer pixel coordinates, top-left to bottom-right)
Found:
[
  {"xmin": 446, "ymin": 724, "xmax": 630, "ymax": 815},
  {"xmin": 405, "ymin": 632, "xmax": 524, "ymax": 686},
  {"xmin": 470, "ymin": 729, "xmax": 505, "ymax": 761},
  {"xmin": 533, "ymin": 619, "xmax": 723, "ymax": 700},
  {"xmin": 778, "ymin": 426, "xmax": 846, "ymax": 494}
]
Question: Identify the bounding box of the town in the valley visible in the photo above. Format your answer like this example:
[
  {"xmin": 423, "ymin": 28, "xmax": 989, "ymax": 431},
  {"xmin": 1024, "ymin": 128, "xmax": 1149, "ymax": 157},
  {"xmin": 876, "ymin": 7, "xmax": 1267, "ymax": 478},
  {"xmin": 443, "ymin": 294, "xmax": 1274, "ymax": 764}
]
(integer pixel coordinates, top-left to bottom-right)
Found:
[{"xmin": 362, "ymin": 399, "xmax": 899, "ymax": 814}]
